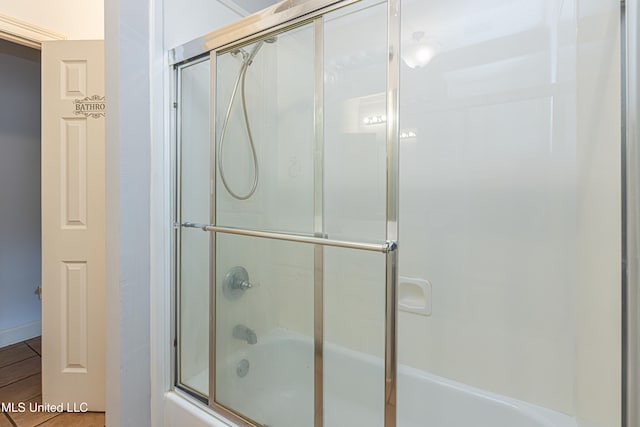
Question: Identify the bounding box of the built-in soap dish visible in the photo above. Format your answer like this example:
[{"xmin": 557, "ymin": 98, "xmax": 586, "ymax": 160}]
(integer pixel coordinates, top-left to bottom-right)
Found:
[{"xmin": 398, "ymin": 276, "xmax": 432, "ymax": 316}]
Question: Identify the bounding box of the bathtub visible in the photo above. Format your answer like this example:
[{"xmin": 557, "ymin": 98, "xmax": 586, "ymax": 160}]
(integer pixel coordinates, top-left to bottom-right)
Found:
[{"xmin": 170, "ymin": 329, "xmax": 577, "ymax": 427}]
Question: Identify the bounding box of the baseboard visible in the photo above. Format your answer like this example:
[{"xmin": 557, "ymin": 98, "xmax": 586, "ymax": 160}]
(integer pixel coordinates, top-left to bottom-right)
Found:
[{"xmin": 0, "ymin": 320, "xmax": 41, "ymax": 348}]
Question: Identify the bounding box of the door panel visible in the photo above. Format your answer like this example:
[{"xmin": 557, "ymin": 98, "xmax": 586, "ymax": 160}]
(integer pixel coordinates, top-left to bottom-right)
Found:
[
  {"xmin": 41, "ymin": 40, "xmax": 105, "ymax": 411},
  {"xmin": 175, "ymin": 1, "xmax": 395, "ymax": 426},
  {"xmin": 178, "ymin": 58, "xmax": 211, "ymax": 397}
]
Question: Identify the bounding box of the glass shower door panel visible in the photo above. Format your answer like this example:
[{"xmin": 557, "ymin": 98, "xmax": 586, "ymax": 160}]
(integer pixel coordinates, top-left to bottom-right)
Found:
[
  {"xmin": 211, "ymin": 2, "xmax": 392, "ymax": 425},
  {"xmin": 323, "ymin": 247, "xmax": 386, "ymax": 427},
  {"xmin": 215, "ymin": 23, "xmax": 316, "ymax": 235},
  {"xmin": 178, "ymin": 59, "xmax": 211, "ymax": 396},
  {"xmin": 323, "ymin": 0, "xmax": 388, "ymax": 243},
  {"xmin": 322, "ymin": 1, "xmax": 388, "ymax": 425},
  {"xmin": 214, "ymin": 233, "xmax": 314, "ymax": 427}
]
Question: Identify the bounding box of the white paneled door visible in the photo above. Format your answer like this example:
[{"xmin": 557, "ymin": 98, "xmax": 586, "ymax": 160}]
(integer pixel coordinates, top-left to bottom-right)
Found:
[{"xmin": 41, "ymin": 40, "xmax": 105, "ymax": 411}]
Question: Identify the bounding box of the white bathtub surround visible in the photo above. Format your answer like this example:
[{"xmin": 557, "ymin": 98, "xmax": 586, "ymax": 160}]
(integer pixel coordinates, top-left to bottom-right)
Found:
[
  {"xmin": 179, "ymin": 329, "xmax": 578, "ymax": 427},
  {"xmin": 397, "ymin": 0, "xmax": 621, "ymax": 424},
  {"xmin": 164, "ymin": 392, "xmax": 236, "ymax": 427},
  {"xmin": 397, "ymin": 276, "xmax": 432, "ymax": 316},
  {"xmin": 164, "ymin": 0, "xmax": 622, "ymax": 426},
  {"xmin": 254, "ymin": 0, "xmax": 620, "ymax": 423}
]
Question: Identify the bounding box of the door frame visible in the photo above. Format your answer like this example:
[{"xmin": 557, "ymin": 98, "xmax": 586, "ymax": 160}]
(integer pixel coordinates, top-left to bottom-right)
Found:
[
  {"xmin": 0, "ymin": 13, "xmax": 65, "ymax": 49},
  {"xmin": 623, "ymin": 1, "xmax": 640, "ymax": 426}
]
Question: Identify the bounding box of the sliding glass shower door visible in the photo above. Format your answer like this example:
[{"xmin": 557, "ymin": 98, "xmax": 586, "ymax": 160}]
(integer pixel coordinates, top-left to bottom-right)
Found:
[
  {"xmin": 175, "ymin": 1, "xmax": 398, "ymax": 426},
  {"xmin": 213, "ymin": 22, "xmax": 317, "ymax": 426}
]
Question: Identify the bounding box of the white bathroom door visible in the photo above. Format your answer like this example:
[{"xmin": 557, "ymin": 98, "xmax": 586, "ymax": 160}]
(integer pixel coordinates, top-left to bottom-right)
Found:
[{"xmin": 41, "ymin": 40, "xmax": 106, "ymax": 411}]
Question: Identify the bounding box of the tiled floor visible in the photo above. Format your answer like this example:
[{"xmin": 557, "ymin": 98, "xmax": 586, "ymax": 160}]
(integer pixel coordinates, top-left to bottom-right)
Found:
[{"xmin": 0, "ymin": 337, "xmax": 105, "ymax": 427}]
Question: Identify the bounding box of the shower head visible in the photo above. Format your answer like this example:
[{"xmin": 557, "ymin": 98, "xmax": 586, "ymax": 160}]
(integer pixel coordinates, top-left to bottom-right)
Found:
[
  {"xmin": 246, "ymin": 41, "xmax": 264, "ymax": 65},
  {"xmin": 231, "ymin": 36, "xmax": 276, "ymax": 66},
  {"xmin": 246, "ymin": 36, "xmax": 277, "ymax": 64}
]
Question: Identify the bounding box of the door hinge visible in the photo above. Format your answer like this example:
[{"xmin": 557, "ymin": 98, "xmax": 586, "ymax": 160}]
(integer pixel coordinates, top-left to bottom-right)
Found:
[
  {"xmin": 173, "ymin": 338, "xmax": 177, "ymax": 348},
  {"xmin": 35, "ymin": 286, "xmax": 42, "ymax": 301},
  {"xmin": 173, "ymin": 101, "xmax": 178, "ymax": 108}
]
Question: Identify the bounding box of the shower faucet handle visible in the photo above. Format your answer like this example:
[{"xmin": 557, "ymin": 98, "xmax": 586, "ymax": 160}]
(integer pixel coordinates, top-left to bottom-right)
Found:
[
  {"xmin": 223, "ymin": 266, "xmax": 256, "ymax": 300},
  {"xmin": 233, "ymin": 278, "xmax": 253, "ymax": 290}
]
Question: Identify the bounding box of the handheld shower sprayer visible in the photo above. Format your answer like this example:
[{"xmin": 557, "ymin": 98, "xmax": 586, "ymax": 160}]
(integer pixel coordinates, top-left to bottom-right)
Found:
[
  {"xmin": 218, "ymin": 37, "xmax": 277, "ymax": 200},
  {"xmin": 246, "ymin": 41, "xmax": 264, "ymax": 65}
]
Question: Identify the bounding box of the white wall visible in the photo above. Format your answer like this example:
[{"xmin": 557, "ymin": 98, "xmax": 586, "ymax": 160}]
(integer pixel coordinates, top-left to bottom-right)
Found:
[
  {"xmin": 105, "ymin": 0, "xmax": 248, "ymax": 425},
  {"xmin": 0, "ymin": 40, "xmax": 41, "ymax": 347},
  {"xmin": 163, "ymin": 0, "xmax": 242, "ymax": 49},
  {"xmin": 0, "ymin": 0, "xmax": 104, "ymax": 40},
  {"xmin": 105, "ymin": 0, "xmax": 153, "ymax": 425},
  {"xmin": 398, "ymin": 0, "xmax": 577, "ymax": 414},
  {"xmin": 396, "ymin": 0, "xmax": 620, "ymax": 424}
]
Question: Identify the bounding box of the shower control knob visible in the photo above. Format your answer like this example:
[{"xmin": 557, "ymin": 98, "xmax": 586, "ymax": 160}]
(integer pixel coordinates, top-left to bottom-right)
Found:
[
  {"xmin": 235, "ymin": 279, "xmax": 252, "ymax": 290},
  {"xmin": 223, "ymin": 266, "xmax": 254, "ymax": 300}
]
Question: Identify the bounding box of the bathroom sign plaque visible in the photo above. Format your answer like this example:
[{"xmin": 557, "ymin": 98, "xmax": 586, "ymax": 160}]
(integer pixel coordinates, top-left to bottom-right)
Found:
[{"xmin": 73, "ymin": 95, "xmax": 105, "ymax": 118}]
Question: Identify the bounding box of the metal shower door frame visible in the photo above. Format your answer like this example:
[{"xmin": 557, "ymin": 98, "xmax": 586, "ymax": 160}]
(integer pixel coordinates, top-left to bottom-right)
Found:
[
  {"xmin": 171, "ymin": 0, "xmax": 400, "ymax": 426},
  {"xmin": 623, "ymin": 1, "xmax": 639, "ymax": 426},
  {"xmin": 173, "ymin": 56, "xmax": 212, "ymax": 402}
]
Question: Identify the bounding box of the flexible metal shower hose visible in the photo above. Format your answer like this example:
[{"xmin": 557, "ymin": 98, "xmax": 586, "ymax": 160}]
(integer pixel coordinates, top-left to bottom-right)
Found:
[{"xmin": 217, "ymin": 56, "xmax": 259, "ymax": 200}]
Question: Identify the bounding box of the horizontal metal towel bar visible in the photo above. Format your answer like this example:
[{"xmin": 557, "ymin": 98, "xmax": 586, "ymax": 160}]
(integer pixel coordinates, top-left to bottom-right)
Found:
[{"xmin": 195, "ymin": 224, "xmax": 396, "ymax": 253}]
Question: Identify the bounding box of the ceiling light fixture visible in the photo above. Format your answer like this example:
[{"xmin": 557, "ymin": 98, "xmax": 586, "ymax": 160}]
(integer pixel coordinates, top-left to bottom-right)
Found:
[{"xmin": 402, "ymin": 31, "xmax": 439, "ymax": 69}]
